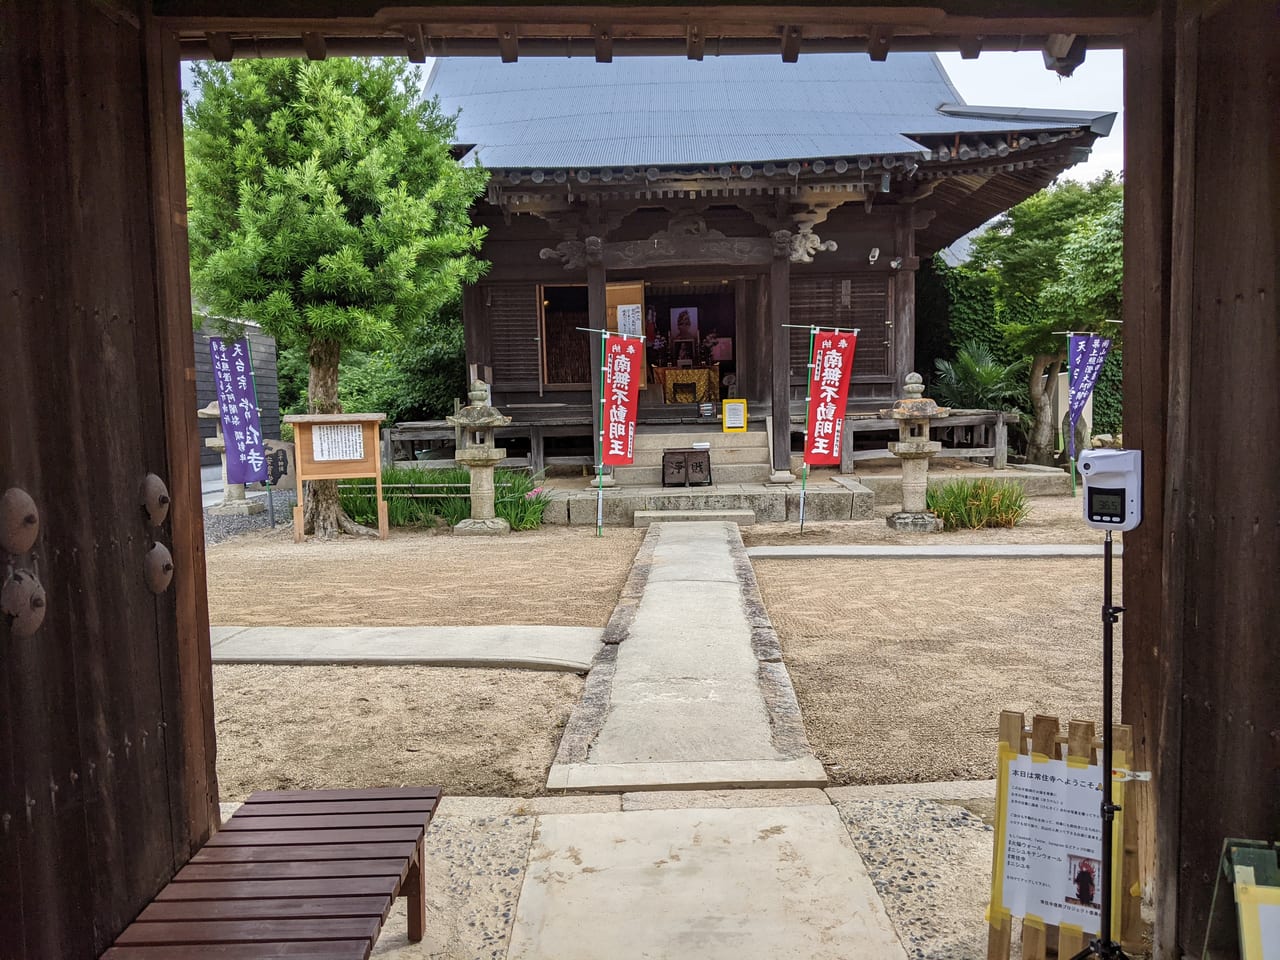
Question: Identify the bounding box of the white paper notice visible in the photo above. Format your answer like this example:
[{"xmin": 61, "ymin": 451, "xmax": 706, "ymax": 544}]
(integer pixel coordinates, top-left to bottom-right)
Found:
[
  {"xmin": 617, "ymin": 303, "xmax": 643, "ymax": 338},
  {"xmin": 724, "ymin": 401, "xmax": 746, "ymax": 430},
  {"xmin": 999, "ymin": 754, "xmax": 1113, "ymax": 934},
  {"xmin": 313, "ymin": 423, "xmax": 365, "ymax": 462}
]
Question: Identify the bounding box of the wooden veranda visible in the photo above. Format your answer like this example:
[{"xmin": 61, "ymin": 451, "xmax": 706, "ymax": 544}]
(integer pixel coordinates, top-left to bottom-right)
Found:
[{"xmin": 0, "ymin": 3, "xmax": 1275, "ymax": 958}]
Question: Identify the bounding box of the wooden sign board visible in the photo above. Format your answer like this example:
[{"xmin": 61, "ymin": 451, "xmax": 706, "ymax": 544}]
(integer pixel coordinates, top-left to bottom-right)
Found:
[
  {"xmin": 284, "ymin": 413, "xmax": 388, "ymax": 541},
  {"xmin": 607, "ymin": 280, "xmax": 647, "ymax": 375},
  {"xmin": 723, "ymin": 399, "xmax": 748, "ymax": 432}
]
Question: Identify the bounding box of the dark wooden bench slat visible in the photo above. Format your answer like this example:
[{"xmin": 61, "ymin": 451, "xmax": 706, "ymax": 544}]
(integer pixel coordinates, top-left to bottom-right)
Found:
[
  {"xmin": 192, "ymin": 842, "xmax": 418, "ymax": 863},
  {"xmin": 245, "ymin": 787, "xmax": 440, "ymax": 803},
  {"xmin": 140, "ymin": 896, "xmax": 392, "ymax": 923},
  {"xmin": 176, "ymin": 859, "xmax": 406, "ymax": 883},
  {"xmin": 112, "ymin": 788, "xmax": 439, "ymax": 957},
  {"xmin": 230, "ymin": 799, "xmax": 437, "ymax": 817},
  {"xmin": 207, "ymin": 828, "xmax": 423, "ymax": 847},
  {"xmin": 115, "ymin": 917, "xmax": 380, "ymax": 945},
  {"xmin": 102, "ymin": 941, "xmax": 371, "ymax": 960},
  {"xmin": 157, "ymin": 878, "xmax": 397, "ymax": 901},
  {"xmin": 223, "ymin": 813, "xmax": 432, "ymax": 831}
]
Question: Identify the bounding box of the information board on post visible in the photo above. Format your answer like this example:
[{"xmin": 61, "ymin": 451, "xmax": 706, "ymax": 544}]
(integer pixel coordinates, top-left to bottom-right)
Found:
[{"xmin": 991, "ymin": 752, "xmax": 1125, "ymax": 935}]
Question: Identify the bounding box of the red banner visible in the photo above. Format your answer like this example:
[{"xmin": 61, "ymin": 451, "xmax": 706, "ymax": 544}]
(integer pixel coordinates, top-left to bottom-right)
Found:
[
  {"xmin": 602, "ymin": 335, "xmax": 642, "ymax": 466},
  {"xmin": 803, "ymin": 330, "xmax": 858, "ymax": 465}
]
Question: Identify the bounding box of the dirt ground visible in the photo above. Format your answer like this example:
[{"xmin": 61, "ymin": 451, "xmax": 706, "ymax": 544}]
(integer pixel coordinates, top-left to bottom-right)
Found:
[
  {"xmin": 208, "ymin": 526, "xmax": 640, "ymax": 801},
  {"xmin": 206, "ymin": 524, "xmax": 644, "ymax": 627},
  {"xmin": 215, "ymin": 664, "xmax": 583, "ymax": 801},
  {"xmin": 209, "ymin": 494, "xmax": 1113, "ymax": 798},
  {"xmin": 753, "ymin": 556, "xmax": 1121, "ymax": 785}
]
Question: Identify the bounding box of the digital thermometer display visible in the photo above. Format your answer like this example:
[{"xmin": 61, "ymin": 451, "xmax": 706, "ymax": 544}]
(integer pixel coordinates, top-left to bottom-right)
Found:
[{"xmin": 1079, "ymin": 449, "xmax": 1142, "ymax": 532}]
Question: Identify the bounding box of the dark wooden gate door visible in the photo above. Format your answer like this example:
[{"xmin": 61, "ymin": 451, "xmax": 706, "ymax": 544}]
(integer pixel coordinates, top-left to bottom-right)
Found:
[{"xmin": 0, "ymin": 7, "xmax": 217, "ymax": 958}]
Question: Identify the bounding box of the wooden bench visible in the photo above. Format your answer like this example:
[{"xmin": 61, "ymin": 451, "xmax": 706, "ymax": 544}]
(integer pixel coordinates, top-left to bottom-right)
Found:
[{"xmin": 102, "ymin": 786, "xmax": 442, "ymax": 959}]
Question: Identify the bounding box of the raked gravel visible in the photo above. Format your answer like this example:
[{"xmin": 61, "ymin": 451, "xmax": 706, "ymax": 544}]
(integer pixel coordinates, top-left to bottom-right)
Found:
[{"xmin": 203, "ymin": 491, "xmax": 297, "ymax": 545}]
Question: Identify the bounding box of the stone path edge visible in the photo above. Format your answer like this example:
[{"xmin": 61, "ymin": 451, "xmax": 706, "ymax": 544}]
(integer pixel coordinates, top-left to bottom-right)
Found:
[
  {"xmin": 728, "ymin": 525, "xmax": 820, "ymax": 763},
  {"xmin": 747, "ymin": 543, "xmax": 1118, "ymax": 559}
]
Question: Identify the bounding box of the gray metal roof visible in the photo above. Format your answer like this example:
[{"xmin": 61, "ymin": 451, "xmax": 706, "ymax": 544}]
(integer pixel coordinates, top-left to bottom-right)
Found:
[{"xmin": 425, "ymin": 53, "xmax": 1114, "ymax": 169}]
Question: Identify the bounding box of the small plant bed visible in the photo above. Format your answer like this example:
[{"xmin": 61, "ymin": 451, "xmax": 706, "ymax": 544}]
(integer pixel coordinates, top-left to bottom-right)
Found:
[
  {"xmin": 338, "ymin": 466, "xmax": 551, "ymax": 530},
  {"xmin": 926, "ymin": 477, "xmax": 1029, "ymax": 531}
]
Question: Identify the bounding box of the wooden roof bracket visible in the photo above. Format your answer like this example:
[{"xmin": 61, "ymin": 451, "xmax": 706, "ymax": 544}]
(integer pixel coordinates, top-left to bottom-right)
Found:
[
  {"xmin": 498, "ymin": 24, "xmax": 518, "ymax": 63},
  {"xmin": 301, "ymin": 31, "xmax": 327, "ymax": 61},
  {"xmin": 686, "ymin": 24, "xmax": 705, "ymax": 61},
  {"xmin": 868, "ymin": 25, "xmax": 893, "ymax": 62},
  {"xmin": 403, "ymin": 24, "xmax": 429, "ymax": 63},
  {"xmin": 780, "ymin": 25, "xmax": 801, "ymax": 63},
  {"xmin": 592, "ymin": 24, "xmax": 612, "ymax": 63}
]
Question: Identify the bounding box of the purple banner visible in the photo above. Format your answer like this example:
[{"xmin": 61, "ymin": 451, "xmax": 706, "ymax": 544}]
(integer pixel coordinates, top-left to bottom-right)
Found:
[
  {"xmin": 209, "ymin": 337, "xmax": 268, "ymax": 485},
  {"xmin": 1067, "ymin": 334, "xmax": 1112, "ymax": 459}
]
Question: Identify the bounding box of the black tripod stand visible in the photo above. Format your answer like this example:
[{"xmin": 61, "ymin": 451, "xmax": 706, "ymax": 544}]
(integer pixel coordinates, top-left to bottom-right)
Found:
[{"xmin": 1071, "ymin": 529, "xmax": 1128, "ymax": 960}]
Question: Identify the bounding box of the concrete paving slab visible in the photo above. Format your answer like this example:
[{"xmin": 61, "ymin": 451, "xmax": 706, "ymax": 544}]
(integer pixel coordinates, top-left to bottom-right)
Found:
[
  {"xmin": 620, "ymin": 787, "xmax": 830, "ymax": 811},
  {"xmin": 549, "ymin": 522, "xmax": 824, "ymax": 790},
  {"xmin": 747, "ymin": 542, "xmax": 1114, "ymax": 559},
  {"xmin": 547, "ymin": 757, "xmax": 828, "ymax": 792},
  {"xmin": 208, "ymin": 624, "xmax": 603, "ymax": 671},
  {"xmin": 507, "ymin": 805, "xmax": 906, "ymax": 960}
]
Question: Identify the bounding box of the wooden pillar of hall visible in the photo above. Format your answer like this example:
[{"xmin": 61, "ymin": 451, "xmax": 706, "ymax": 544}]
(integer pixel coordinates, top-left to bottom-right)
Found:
[
  {"xmin": 585, "ymin": 237, "xmax": 612, "ymax": 483},
  {"xmin": 769, "ymin": 231, "xmax": 794, "ymax": 478}
]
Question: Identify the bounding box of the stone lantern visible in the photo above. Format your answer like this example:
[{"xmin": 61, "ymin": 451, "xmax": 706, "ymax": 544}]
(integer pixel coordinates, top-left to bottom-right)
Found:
[
  {"xmin": 198, "ymin": 401, "xmax": 265, "ymax": 516},
  {"xmin": 447, "ymin": 380, "xmax": 512, "ymax": 535},
  {"xmin": 882, "ymin": 373, "xmax": 951, "ymax": 532}
]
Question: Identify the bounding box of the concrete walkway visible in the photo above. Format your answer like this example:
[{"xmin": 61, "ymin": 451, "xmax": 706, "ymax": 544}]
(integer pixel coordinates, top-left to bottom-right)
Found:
[
  {"xmin": 209, "ymin": 625, "xmax": 603, "ymax": 671},
  {"xmin": 747, "ymin": 542, "xmax": 1118, "ymax": 559},
  {"xmin": 548, "ymin": 521, "xmax": 826, "ymax": 791}
]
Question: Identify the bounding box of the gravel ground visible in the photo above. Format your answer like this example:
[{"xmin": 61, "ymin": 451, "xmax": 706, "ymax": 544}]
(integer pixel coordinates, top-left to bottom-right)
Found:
[
  {"xmin": 203, "ymin": 491, "xmax": 297, "ymax": 545},
  {"xmin": 832, "ymin": 796, "xmax": 1004, "ymax": 960}
]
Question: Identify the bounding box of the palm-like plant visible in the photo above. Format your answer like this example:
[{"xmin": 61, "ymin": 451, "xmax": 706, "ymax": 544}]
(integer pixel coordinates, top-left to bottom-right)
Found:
[{"xmin": 932, "ymin": 341, "xmax": 1027, "ymax": 412}]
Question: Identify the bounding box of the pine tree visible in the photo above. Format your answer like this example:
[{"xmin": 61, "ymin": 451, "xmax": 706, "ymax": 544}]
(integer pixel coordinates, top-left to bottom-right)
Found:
[{"xmin": 185, "ymin": 58, "xmax": 487, "ymax": 536}]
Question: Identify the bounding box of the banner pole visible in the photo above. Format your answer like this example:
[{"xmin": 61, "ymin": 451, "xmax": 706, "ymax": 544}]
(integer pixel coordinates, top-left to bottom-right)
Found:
[
  {"xmin": 596, "ymin": 328, "xmax": 607, "ymax": 538},
  {"xmin": 244, "ymin": 338, "xmax": 275, "ymax": 526},
  {"xmin": 1068, "ymin": 341, "xmax": 1078, "ymax": 496},
  {"xmin": 799, "ymin": 326, "xmax": 818, "ymax": 532}
]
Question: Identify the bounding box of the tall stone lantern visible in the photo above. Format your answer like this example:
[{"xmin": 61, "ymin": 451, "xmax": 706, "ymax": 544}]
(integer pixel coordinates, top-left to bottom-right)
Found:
[
  {"xmin": 447, "ymin": 380, "xmax": 512, "ymax": 535},
  {"xmin": 882, "ymin": 373, "xmax": 951, "ymax": 532}
]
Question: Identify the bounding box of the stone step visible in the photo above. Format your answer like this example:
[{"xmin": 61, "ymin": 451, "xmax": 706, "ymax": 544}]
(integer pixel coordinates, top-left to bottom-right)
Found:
[
  {"xmin": 611, "ymin": 463, "xmax": 773, "ymax": 485},
  {"xmin": 633, "ymin": 430, "xmax": 768, "ymax": 451},
  {"xmin": 628, "ymin": 445, "xmax": 773, "ymax": 467},
  {"xmin": 633, "ymin": 509, "xmax": 757, "ymax": 527}
]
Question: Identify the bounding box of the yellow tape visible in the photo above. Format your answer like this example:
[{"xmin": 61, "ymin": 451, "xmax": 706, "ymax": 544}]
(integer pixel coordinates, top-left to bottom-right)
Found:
[
  {"xmin": 1066, "ymin": 755, "xmax": 1090, "ymax": 768},
  {"xmin": 988, "ymin": 745, "xmax": 1016, "ymax": 929},
  {"xmin": 1030, "ymin": 751, "xmax": 1052, "ymax": 763},
  {"xmin": 1023, "ymin": 913, "xmax": 1046, "ymax": 931},
  {"xmin": 1130, "ymin": 881, "xmax": 1141, "ymax": 897},
  {"xmin": 1236, "ymin": 883, "xmax": 1280, "ymax": 960}
]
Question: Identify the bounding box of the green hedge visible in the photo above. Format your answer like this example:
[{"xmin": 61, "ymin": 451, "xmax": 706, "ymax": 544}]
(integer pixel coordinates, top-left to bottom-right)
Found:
[
  {"xmin": 925, "ymin": 478, "xmax": 1030, "ymax": 531},
  {"xmin": 338, "ymin": 466, "xmax": 552, "ymax": 531}
]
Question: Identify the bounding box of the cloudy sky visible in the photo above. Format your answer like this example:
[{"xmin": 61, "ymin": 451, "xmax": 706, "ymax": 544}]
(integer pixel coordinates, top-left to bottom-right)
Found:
[{"xmin": 938, "ymin": 49, "xmax": 1124, "ymax": 183}]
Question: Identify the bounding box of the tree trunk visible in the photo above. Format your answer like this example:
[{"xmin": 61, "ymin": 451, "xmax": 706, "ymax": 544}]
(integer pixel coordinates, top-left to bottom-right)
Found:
[
  {"xmin": 1026, "ymin": 353, "xmax": 1063, "ymax": 466},
  {"xmin": 303, "ymin": 338, "xmax": 376, "ymax": 538}
]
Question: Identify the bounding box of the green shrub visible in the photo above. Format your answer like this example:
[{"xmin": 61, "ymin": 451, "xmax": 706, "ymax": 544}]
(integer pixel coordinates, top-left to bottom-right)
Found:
[
  {"xmin": 338, "ymin": 466, "xmax": 551, "ymax": 530},
  {"xmin": 926, "ymin": 478, "xmax": 1030, "ymax": 531}
]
